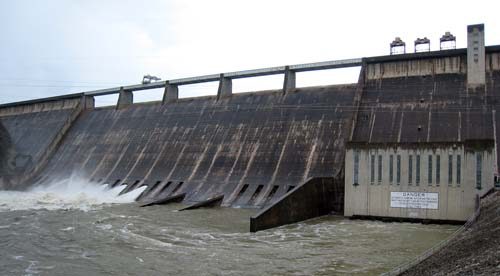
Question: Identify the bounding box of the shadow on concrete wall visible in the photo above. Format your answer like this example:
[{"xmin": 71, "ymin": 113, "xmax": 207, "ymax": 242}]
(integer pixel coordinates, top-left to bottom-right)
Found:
[{"xmin": 250, "ymin": 175, "xmax": 344, "ymax": 232}]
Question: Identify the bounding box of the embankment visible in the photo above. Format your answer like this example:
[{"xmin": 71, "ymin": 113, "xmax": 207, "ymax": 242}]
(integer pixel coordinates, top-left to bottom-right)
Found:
[{"xmin": 401, "ymin": 190, "xmax": 500, "ymax": 276}]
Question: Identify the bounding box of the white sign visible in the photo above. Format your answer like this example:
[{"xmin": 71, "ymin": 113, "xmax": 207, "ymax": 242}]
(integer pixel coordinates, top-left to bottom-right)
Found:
[{"xmin": 390, "ymin": 192, "xmax": 438, "ymax": 209}]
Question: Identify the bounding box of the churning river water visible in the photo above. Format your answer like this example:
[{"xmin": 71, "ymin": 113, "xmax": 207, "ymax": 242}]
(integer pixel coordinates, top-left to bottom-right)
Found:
[{"xmin": 0, "ymin": 179, "xmax": 458, "ymax": 276}]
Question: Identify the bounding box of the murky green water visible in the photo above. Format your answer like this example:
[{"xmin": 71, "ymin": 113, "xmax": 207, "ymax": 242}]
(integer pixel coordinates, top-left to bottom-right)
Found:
[{"xmin": 0, "ymin": 181, "xmax": 458, "ymax": 276}]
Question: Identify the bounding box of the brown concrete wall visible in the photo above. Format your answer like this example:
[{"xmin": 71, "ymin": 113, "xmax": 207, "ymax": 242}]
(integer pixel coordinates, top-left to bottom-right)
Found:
[
  {"xmin": 0, "ymin": 97, "xmax": 80, "ymax": 116},
  {"xmin": 250, "ymin": 176, "xmax": 344, "ymax": 232},
  {"xmin": 344, "ymin": 143, "xmax": 495, "ymax": 221},
  {"xmin": 366, "ymin": 51, "xmax": 499, "ymax": 80}
]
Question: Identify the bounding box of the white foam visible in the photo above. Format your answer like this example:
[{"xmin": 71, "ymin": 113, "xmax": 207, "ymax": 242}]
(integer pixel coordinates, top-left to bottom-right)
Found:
[{"xmin": 0, "ymin": 177, "xmax": 146, "ymax": 212}]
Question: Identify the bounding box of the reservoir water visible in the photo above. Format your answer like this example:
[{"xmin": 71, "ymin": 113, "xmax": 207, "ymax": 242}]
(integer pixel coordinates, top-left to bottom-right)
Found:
[{"xmin": 0, "ymin": 179, "xmax": 458, "ymax": 275}]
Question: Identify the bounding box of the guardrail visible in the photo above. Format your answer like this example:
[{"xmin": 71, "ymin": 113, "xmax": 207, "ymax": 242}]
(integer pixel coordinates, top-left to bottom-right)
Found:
[
  {"xmin": 84, "ymin": 58, "xmax": 362, "ymax": 97},
  {"xmin": 0, "ymin": 57, "xmax": 362, "ymax": 108},
  {"xmin": 380, "ymin": 197, "xmax": 482, "ymax": 276}
]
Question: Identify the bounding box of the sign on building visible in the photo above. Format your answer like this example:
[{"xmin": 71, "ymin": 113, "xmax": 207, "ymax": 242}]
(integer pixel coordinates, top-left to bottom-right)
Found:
[{"xmin": 390, "ymin": 192, "xmax": 439, "ymax": 209}]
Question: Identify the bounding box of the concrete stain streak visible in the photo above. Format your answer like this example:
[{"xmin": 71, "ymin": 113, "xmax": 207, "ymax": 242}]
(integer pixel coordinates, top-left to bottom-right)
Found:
[
  {"xmin": 368, "ymin": 111, "xmax": 376, "ymax": 143},
  {"xmin": 165, "ymin": 143, "xmax": 188, "ymax": 181},
  {"xmin": 103, "ymin": 142, "xmax": 131, "ymax": 182},
  {"xmin": 238, "ymin": 143, "xmax": 260, "ymax": 186},
  {"xmin": 458, "ymin": 111, "xmax": 462, "ymax": 141},
  {"xmin": 397, "ymin": 112, "xmax": 404, "ymax": 143},
  {"xmin": 303, "ymin": 141, "xmax": 318, "ymax": 183},
  {"xmin": 142, "ymin": 141, "xmax": 170, "ymax": 181},
  {"xmin": 426, "ymin": 110, "xmax": 432, "ymax": 142},
  {"xmin": 268, "ymin": 121, "xmax": 295, "ymax": 186},
  {"xmin": 492, "ymin": 110, "xmax": 498, "ymax": 172},
  {"xmin": 121, "ymin": 142, "xmax": 150, "ymax": 182},
  {"xmin": 202, "ymin": 144, "xmax": 224, "ymax": 181},
  {"xmin": 224, "ymin": 144, "xmax": 244, "ymax": 183},
  {"xmin": 88, "ymin": 128, "xmax": 132, "ymax": 179}
]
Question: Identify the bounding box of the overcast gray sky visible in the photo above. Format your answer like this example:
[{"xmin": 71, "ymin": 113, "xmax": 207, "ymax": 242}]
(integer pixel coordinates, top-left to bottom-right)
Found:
[{"xmin": 0, "ymin": 0, "xmax": 498, "ymax": 105}]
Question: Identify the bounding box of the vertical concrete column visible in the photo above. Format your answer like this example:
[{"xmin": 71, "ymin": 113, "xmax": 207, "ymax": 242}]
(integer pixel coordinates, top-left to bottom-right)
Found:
[
  {"xmin": 217, "ymin": 74, "xmax": 232, "ymax": 100},
  {"xmin": 283, "ymin": 66, "xmax": 296, "ymax": 94},
  {"xmin": 117, "ymin": 87, "xmax": 133, "ymax": 109},
  {"xmin": 83, "ymin": 95, "xmax": 95, "ymax": 109},
  {"xmin": 467, "ymin": 24, "xmax": 485, "ymax": 89},
  {"xmin": 162, "ymin": 82, "xmax": 179, "ymax": 104}
]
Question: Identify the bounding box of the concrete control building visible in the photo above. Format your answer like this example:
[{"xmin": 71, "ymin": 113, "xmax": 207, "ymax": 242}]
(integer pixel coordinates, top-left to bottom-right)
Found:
[
  {"xmin": 343, "ymin": 24, "xmax": 497, "ymax": 223},
  {"xmin": 345, "ymin": 140, "xmax": 494, "ymax": 221}
]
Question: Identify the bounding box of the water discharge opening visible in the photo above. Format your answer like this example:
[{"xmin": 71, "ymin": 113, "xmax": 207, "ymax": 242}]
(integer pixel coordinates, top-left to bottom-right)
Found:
[
  {"xmin": 112, "ymin": 179, "xmax": 121, "ymax": 187},
  {"xmin": 233, "ymin": 184, "xmax": 249, "ymax": 204},
  {"xmin": 158, "ymin": 181, "xmax": 172, "ymax": 195},
  {"xmin": 264, "ymin": 185, "xmax": 279, "ymax": 205},
  {"xmin": 153, "ymin": 180, "xmax": 162, "ymax": 188},
  {"xmin": 170, "ymin": 181, "xmax": 184, "ymax": 195},
  {"xmin": 131, "ymin": 180, "xmax": 141, "ymax": 190},
  {"xmin": 248, "ymin": 185, "xmax": 264, "ymax": 205}
]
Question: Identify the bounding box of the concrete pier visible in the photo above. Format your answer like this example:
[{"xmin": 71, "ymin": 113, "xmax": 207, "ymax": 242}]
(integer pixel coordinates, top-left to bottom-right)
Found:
[
  {"xmin": 467, "ymin": 24, "xmax": 486, "ymax": 89},
  {"xmin": 162, "ymin": 83, "xmax": 178, "ymax": 104},
  {"xmin": 217, "ymin": 74, "xmax": 232, "ymax": 100},
  {"xmin": 282, "ymin": 66, "xmax": 296, "ymax": 94},
  {"xmin": 117, "ymin": 88, "xmax": 133, "ymax": 109}
]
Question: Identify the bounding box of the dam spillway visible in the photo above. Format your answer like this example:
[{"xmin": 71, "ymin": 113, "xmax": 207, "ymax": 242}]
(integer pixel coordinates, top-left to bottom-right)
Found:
[
  {"xmin": 0, "ymin": 84, "xmax": 356, "ymax": 209},
  {"xmin": 1, "ymin": 24, "xmax": 499, "ymax": 232}
]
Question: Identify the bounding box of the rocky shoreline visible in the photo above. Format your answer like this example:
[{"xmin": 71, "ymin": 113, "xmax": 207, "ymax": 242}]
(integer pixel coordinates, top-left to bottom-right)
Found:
[{"xmin": 401, "ymin": 190, "xmax": 500, "ymax": 276}]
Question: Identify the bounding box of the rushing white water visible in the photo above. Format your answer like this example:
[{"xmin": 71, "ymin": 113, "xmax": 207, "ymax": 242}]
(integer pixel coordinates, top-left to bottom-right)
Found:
[{"xmin": 0, "ymin": 177, "xmax": 145, "ymax": 212}]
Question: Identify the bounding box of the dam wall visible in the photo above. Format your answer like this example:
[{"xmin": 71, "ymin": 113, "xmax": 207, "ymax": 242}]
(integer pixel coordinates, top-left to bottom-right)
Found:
[
  {"xmin": 352, "ymin": 48, "xmax": 500, "ymax": 163},
  {"xmin": 35, "ymin": 85, "xmax": 357, "ymax": 207}
]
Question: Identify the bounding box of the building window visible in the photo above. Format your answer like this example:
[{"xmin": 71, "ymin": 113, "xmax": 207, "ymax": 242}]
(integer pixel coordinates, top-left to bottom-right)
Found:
[
  {"xmin": 476, "ymin": 152, "xmax": 482, "ymax": 190},
  {"xmin": 416, "ymin": 155, "xmax": 421, "ymax": 185},
  {"xmin": 370, "ymin": 154, "xmax": 375, "ymax": 184},
  {"xmin": 378, "ymin": 155, "xmax": 382, "ymax": 184},
  {"xmin": 397, "ymin": 155, "xmax": 401, "ymax": 185},
  {"xmin": 408, "ymin": 155, "xmax": 413, "ymax": 185},
  {"xmin": 448, "ymin": 154, "xmax": 453, "ymax": 185},
  {"xmin": 457, "ymin": 154, "xmax": 461, "ymax": 186},
  {"xmin": 436, "ymin": 155, "xmax": 440, "ymax": 186},
  {"xmin": 353, "ymin": 150, "xmax": 359, "ymax": 185},
  {"xmin": 428, "ymin": 155, "xmax": 433, "ymax": 185},
  {"xmin": 389, "ymin": 155, "xmax": 394, "ymax": 184}
]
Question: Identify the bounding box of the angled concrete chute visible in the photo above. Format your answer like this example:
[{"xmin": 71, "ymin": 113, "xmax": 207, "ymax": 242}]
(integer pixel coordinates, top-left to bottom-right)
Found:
[
  {"xmin": 250, "ymin": 176, "xmax": 344, "ymax": 232},
  {"xmin": 140, "ymin": 193, "xmax": 186, "ymax": 207},
  {"xmin": 178, "ymin": 194, "xmax": 224, "ymax": 211}
]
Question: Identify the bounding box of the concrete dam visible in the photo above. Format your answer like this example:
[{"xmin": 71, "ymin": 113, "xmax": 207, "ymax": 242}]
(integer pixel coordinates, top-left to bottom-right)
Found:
[{"xmin": 0, "ymin": 24, "xmax": 498, "ymax": 232}]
